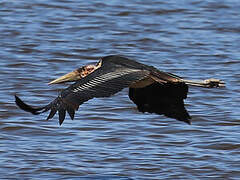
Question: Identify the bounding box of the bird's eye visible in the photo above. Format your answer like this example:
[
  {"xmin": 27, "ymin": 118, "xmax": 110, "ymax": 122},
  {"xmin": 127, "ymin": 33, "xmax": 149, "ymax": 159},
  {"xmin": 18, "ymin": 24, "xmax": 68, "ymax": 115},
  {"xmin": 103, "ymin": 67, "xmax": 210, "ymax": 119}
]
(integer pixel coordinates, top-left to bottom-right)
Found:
[{"xmin": 76, "ymin": 67, "xmax": 84, "ymax": 73}]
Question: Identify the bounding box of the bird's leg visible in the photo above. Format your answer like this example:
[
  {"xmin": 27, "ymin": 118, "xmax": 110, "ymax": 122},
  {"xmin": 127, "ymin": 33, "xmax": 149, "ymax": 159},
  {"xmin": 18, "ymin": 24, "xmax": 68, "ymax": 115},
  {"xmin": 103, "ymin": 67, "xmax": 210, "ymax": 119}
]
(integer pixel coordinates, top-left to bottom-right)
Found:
[{"xmin": 182, "ymin": 78, "xmax": 225, "ymax": 88}]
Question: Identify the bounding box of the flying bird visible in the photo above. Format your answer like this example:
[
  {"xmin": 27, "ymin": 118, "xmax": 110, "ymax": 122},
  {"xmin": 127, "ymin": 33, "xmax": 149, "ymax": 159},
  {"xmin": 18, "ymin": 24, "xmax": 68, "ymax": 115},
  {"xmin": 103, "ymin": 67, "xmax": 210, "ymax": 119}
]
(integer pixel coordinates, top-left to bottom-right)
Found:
[{"xmin": 15, "ymin": 55, "xmax": 225, "ymax": 125}]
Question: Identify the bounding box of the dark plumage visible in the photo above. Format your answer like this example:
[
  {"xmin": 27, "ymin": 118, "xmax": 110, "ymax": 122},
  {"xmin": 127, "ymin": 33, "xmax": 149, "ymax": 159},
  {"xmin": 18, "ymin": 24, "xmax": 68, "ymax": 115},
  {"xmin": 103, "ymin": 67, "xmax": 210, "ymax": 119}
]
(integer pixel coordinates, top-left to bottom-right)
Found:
[
  {"xmin": 129, "ymin": 82, "xmax": 190, "ymax": 123},
  {"xmin": 15, "ymin": 55, "xmax": 225, "ymax": 125}
]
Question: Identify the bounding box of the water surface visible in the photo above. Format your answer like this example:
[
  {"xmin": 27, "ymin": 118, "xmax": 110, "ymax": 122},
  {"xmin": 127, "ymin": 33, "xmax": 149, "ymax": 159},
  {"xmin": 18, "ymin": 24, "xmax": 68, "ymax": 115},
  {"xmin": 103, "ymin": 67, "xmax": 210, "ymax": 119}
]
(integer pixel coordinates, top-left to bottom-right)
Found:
[{"xmin": 0, "ymin": 0, "xmax": 240, "ymax": 179}]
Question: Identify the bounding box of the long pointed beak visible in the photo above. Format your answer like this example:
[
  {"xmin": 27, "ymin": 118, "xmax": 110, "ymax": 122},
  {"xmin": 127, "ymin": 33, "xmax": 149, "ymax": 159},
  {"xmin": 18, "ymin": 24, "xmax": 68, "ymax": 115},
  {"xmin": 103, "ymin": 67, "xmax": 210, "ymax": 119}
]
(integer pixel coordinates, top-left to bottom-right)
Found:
[
  {"xmin": 48, "ymin": 70, "xmax": 79, "ymax": 85},
  {"xmin": 48, "ymin": 61, "xmax": 101, "ymax": 85}
]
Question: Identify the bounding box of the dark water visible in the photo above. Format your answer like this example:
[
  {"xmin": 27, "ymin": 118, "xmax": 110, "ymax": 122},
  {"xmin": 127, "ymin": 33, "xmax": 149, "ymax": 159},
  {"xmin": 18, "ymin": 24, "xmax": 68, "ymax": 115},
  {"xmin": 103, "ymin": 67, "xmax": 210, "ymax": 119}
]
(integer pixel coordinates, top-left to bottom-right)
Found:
[{"xmin": 1, "ymin": 0, "xmax": 240, "ymax": 179}]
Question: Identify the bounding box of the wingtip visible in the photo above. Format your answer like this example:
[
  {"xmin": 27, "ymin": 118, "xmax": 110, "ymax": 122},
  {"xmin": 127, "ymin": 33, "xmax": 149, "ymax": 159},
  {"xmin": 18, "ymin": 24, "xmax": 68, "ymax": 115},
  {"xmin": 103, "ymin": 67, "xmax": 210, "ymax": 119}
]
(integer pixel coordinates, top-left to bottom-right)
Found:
[
  {"xmin": 186, "ymin": 120, "xmax": 191, "ymax": 125},
  {"xmin": 14, "ymin": 94, "xmax": 20, "ymax": 102},
  {"xmin": 59, "ymin": 120, "xmax": 63, "ymax": 126},
  {"xmin": 58, "ymin": 109, "xmax": 66, "ymax": 126},
  {"xmin": 182, "ymin": 116, "xmax": 191, "ymax": 125},
  {"xmin": 15, "ymin": 94, "xmax": 46, "ymax": 115},
  {"xmin": 67, "ymin": 108, "xmax": 75, "ymax": 120}
]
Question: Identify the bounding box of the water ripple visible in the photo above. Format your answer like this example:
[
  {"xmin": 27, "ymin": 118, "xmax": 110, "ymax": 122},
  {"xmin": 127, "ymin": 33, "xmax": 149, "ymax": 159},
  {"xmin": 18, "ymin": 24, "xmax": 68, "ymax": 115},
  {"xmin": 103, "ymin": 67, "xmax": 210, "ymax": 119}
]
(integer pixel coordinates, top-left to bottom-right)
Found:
[{"xmin": 0, "ymin": 0, "xmax": 240, "ymax": 179}]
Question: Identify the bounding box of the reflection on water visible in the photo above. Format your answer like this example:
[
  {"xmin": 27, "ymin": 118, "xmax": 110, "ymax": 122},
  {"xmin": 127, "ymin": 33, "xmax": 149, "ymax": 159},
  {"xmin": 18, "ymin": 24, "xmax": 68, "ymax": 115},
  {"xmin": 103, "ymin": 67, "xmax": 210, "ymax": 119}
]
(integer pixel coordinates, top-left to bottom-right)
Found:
[{"xmin": 1, "ymin": 0, "xmax": 240, "ymax": 179}]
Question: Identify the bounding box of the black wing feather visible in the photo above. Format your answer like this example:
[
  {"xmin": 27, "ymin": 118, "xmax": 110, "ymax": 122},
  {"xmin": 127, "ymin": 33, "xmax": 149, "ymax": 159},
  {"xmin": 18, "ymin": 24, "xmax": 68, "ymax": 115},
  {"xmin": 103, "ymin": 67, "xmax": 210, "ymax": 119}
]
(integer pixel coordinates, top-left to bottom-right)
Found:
[
  {"xmin": 58, "ymin": 108, "xmax": 66, "ymax": 125},
  {"xmin": 15, "ymin": 95, "xmax": 44, "ymax": 115},
  {"xmin": 66, "ymin": 106, "xmax": 75, "ymax": 120},
  {"xmin": 47, "ymin": 108, "xmax": 57, "ymax": 120},
  {"xmin": 129, "ymin": 82, "xmax": 191, "ymax": 124}
]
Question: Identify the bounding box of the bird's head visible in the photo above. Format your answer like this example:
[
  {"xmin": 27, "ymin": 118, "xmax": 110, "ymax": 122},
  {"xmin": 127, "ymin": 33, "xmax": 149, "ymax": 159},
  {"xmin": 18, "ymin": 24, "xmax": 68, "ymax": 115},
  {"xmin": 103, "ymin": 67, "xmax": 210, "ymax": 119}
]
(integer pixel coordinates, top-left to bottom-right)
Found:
[{"xmin": 48, "ymin": 60, "xmax": 102, "ymax": 85}]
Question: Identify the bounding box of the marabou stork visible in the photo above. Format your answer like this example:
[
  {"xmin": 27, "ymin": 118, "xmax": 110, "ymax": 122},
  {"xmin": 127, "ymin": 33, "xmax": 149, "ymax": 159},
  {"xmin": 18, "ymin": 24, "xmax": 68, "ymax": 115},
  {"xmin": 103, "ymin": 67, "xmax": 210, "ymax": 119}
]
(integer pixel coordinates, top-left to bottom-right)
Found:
[{"xmin": 15, "ymin": 55, "xmax": 225, "ymax": 125}]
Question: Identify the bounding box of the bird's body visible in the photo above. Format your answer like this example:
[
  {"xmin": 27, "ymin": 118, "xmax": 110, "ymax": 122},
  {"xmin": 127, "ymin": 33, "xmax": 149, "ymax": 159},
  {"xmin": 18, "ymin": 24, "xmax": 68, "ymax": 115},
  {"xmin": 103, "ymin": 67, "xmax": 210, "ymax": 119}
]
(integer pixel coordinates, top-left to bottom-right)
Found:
[{"xmin": 15, "ymin": 55, "xmax": 225, "ymax": 125}]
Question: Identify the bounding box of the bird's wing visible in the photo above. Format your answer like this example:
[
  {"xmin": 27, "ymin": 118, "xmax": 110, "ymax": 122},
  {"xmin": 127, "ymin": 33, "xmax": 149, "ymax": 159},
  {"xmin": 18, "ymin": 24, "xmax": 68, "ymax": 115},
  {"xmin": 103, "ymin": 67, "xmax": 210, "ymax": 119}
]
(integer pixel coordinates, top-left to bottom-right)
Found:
[
  {"xmin": 129, "ymin": 81, "xmax": 191, "ymax": 124},
  {"xmin": 15, "ymin": 65, "xmax": 150, "ymax": 125},
  {"xmin": 127, "ymin": 67, "xmax": 191, "ymax": 124}
]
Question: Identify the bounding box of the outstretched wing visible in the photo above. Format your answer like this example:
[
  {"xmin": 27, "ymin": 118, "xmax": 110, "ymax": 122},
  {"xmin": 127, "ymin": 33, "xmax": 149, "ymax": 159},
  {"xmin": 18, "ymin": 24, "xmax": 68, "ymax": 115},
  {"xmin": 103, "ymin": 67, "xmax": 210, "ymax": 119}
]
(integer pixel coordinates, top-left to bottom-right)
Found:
[
  {"xmin": 129, "ymin": 81, "xmax": 191, "ymax": 124},
  {"xmin": 15, "ymin": 64, "xmax": 150, "ymax": 125}
]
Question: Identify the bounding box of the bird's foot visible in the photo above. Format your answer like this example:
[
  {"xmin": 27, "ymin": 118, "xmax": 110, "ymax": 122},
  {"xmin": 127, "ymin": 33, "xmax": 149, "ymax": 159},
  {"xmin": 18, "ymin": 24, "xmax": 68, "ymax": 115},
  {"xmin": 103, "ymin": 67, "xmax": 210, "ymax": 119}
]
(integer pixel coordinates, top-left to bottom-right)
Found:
[{"xmin": 203, "ymin": 78, "xmax": 225, "ymax": 88}]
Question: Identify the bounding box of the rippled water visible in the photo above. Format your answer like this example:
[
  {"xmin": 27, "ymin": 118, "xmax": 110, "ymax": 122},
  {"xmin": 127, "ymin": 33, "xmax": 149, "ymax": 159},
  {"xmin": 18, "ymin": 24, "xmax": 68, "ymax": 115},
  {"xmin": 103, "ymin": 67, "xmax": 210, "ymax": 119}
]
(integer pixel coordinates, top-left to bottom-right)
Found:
[{"xmin": 1, "ymin": 0, "xmax": 240, "ymax": 179}]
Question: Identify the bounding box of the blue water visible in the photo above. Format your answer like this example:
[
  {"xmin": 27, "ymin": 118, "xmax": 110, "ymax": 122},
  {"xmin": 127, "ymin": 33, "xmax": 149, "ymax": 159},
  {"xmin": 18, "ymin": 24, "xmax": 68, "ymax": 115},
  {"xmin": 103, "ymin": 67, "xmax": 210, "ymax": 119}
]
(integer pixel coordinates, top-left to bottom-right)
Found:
[{"xmin": 0, "ymin": 0, "xmax": 240, "ymax": 179}]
